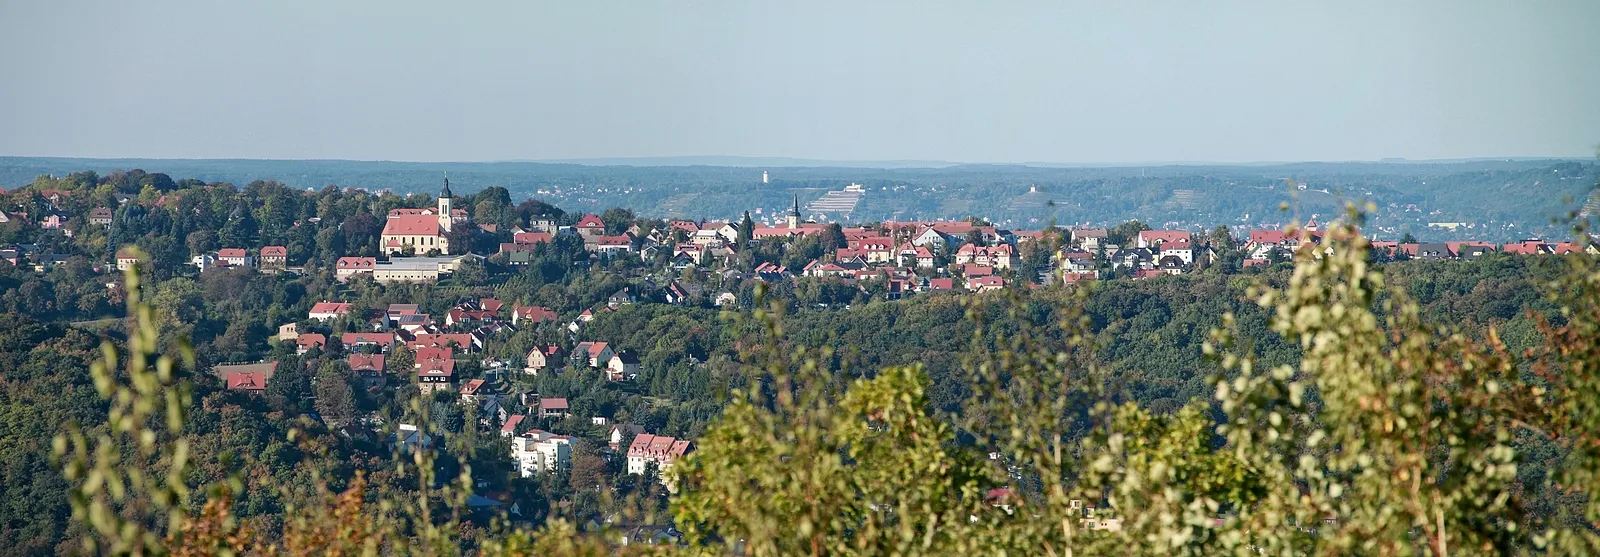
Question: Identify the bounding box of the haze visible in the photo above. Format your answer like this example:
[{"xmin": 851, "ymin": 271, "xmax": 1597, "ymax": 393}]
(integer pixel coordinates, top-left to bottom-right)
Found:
[{"xmin": 2, "ymin": 0, "xmax": 1597, "ymax": 164}]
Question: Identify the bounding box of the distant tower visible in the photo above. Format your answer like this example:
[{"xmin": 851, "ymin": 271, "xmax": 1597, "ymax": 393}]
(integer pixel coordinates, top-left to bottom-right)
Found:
[
  {"xmin": 437, "ymin": 172, "xmax": 455, "ymax": 232},
  {"xmin": 787, "ymin": 194, "xmax": 802, "ymax": 229},
  {"xmin": 762, "ymin": 170, "xmax": 769, "ymax": 184}
]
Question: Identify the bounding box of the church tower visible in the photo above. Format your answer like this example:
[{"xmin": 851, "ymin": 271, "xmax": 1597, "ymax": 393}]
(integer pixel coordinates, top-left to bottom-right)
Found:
[
  {"xmin": 437, "ymin": 173, "xmax": 454, "ymax": 232},
  {"xmin": 787, "ymin": 194, "xmax": 801, "ymax": 229}
]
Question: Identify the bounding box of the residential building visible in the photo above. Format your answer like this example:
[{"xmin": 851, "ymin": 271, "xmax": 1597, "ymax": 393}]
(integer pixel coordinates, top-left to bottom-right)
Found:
[
  {"xmin": 260, "ymin": 246, "xmax": 287, "ymax": 269},
  {"xmin": 417, "ymin": 358, "xmax": 456, "ymax": 396},
  {"xmin": 217, "ymin": 248, "xmax": 255, "ymax": 267},
  {"xmin": 511, "ymin": 429, "xmax": 573, "ymax": 476},
  {"xmin": 606, "ymin": 352, "xmax": 640, "ymax": 381},
  {"xmin": 523, "ymin": 345, "xmax": 563, "ymax": 375},
  {"xmin": 308, "ymin": 301, "xmax": 352, "ymax": 321},
  {"xmin": 115, "ymin": 248, "xmax": 140, "ymax": 271},
  {"xmin": 575, "ymin": 341, "xmax": 615, "ymax": 368},
  {"xmin": 539, "ymin": 397, "xmax": 569, "ymax": 418},
  {"xmin": 627, "ymin": 434, "xmax": 694, "ymax": 486},
  {"xmin": 335, "ymin": 256, "xmax": 377, "ymax": 281},
  {"xmin": 295, "ymin": 334, "xmax": 327, "ymax": 355}
]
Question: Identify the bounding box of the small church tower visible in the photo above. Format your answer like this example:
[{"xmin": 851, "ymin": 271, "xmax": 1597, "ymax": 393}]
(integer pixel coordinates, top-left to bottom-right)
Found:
[
  {"xmin": 787, "ymin": 194, "xmax": 801, "ymax": 229},
  {"xmin": 437, "ymin": 173, "xmax": 454, "ymax": 232}
]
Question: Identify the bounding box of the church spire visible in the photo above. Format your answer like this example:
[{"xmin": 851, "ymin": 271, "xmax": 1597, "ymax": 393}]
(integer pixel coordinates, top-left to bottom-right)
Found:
[{"xmin": 439, "ymin": 171, "xmax": 454, "ymax": 199}]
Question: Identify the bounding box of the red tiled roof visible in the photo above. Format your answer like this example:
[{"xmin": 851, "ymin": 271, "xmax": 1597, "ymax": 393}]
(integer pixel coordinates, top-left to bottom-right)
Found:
[
  {"xmin": 540, "ymin": 397, "xmax": 569, "ymax": 410},
  {"xmin": 513, "ymin": 231, "xmax": 552, "ymax": 244},
  {"xmin": 296, "ymin": 333, "xmax": 327, "ymax": 349},
  {"xmin": 218, "ymin": 248, "xmax": 247, "ymax": 258},
  {"xmin": 309, "ymin": 301, "xmax": 352, "ymax": 315},
  {"xmin": 261, "ymin": 246, "xmax": 287, "ymax": 257},
  {"xmin": 501, "ymin": 414, "xmax": 525, "ymax": 433},
  {"xmin": 418, "ymin": 358, "xmax": 454, "ymax": 377},
  {"xmin": 577, "ymin": 214, "xmax": 605, "ymax": 228},
  {"xmin": 514, "ymin": 305, "xmax": 558, "ymax": 323},
  {"xmin": 338, "ymin": 256, "xmax": 377, "ymax": 269},
  {"xmin": 1139, "ymin": 230, "xmax": 1193, "ymax": 245},
  {"xmin": 340, "ymin": 332, "xmax": 394, "ymax": 347},
  {"xmin": 227, "ymin": 372, "xmax": 270, "ymax": 391},
  {"xmin": 416, "ymin": 346, "xmax": 453, "ymax": 362},
  {"xmin": 348, "ymin": 353, "xmax": 385, "ymax": 372},
  {"xmin": 382, "ymin": 214, "xmax": 442, "ymax": 236}
]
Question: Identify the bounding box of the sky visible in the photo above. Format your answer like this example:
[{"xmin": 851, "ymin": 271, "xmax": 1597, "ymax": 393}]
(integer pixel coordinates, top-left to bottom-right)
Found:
[{"xmin": 1, "ymin": 0, "xmax": 1597, "ymax": 164}]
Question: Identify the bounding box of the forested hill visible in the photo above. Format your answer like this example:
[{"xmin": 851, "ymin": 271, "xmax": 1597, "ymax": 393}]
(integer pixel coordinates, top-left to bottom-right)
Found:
[{"xmin": 1, "ymin": 156, "xmax": 1594, "ymax": 241}]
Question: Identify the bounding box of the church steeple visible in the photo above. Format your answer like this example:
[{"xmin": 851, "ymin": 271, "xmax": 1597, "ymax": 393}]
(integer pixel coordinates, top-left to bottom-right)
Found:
[
  {"xmin": 437, "ymin": 172, "xmax": 454, "ymax": 232},
  {"xmin": 787, "ymin": 194, "xmax": 801, "ymax": 229},
  {"xmin": 439, "ymin": 172, "xmax": 454, "ymax": 199}
]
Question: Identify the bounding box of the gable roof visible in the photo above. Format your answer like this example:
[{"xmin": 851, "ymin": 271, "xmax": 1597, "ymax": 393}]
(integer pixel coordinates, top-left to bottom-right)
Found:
[
  {"xmin": 348, "ymin": 353, "xmax": 386, "ymax": 372},
  {"xmin": 576, "ymin": 214, "xmax": 605, "ymax": 228},
  {"xmin": 261, "ymin": 246, "xmax": 287, "ymax": 257},
  {"xmin": 382, "ymin": 214, "xmax": 443, "ymax": 236},
  {"xmin": 337, "ymin": 256, "xmax": 376, "ymax": 269}
]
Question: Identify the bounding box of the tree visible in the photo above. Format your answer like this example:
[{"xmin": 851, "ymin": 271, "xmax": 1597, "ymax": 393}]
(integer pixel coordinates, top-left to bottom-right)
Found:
[
  {"xmin": 821, "ymin": 223, "xmax": 847, "ymax": 252},
  {"xmin": 455, "ymin": 257, "xmax": 489, "ymax": 285},
  {"xmin": 1107, "ymin": 220, "xmax": 1150, "ymax": 246},
  {"xmin": 445, "ymin": 225, "xmax": 477, "ymax": 255},
  {"xmin": 218, "ymin": 203, "xmax": 258, "ymax": 248},
  {"xmin": 737, "ymin": 211, "xmax": 755, "ymax": 247},
  {"xmin": 186, "ymin": 230, "xmax": 218, "ymax": 257},
  {"xmin": 600, "ymin": 208, "xmax": 635, "ymax": 235},
  {"xmin": 313, "ymin": 361, "xmax": 357, "ymax": 426}
]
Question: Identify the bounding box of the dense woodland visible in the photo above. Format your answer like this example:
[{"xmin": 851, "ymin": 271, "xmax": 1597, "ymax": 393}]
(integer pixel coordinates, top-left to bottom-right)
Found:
[{"xmin": 1, "ymin": 167, "xmax": 1598, "ymax": 555}]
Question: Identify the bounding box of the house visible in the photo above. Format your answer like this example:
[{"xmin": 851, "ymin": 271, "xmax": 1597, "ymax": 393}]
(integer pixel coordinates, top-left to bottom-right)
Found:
[
  {"xmin": 308, "ymin": 301, "xmax": 353, "ymax": 321},
  {"xmin": 217, "ymin": 248, "xmax": 255, "ymax": 268},
  {"xmin": 1416, "ymin": 243, "xmax": 1453, "ymax": 260},
  {"xmin": 606, "ymin": 351, "xmax": 641, "ymax": 381},
  {"xmin": 411, "ymin": 333, "xmax": 479, "ymax": 352},
  {"xmin": 575, "ymin": 341, "xmax": 615, "ymax": 367},
  {"xmin": 627, "ymin": 434, "xmax": 694, "ymax": 486},
  {"xmin": 609, "ymin": 424, "xmax": 647, "ymax": 450},
  {"xmin": 393, "ymin": 424, "xmax": 434, "ymax": 453},
  {"xmin": 523, "ymin": 345, "xmax": 564, "ymax": 375},
  {"xmin": 335, "ymin": 257, "xmax": 377, "ymax": 281},
  {"xmin": 897, "ymin": 243, "xmax": 937, "ymax": 268},
  {"xmin": 395, "ymin": 313, "xmax": 431, "ymax": 333},
  {"xmin": 969, "ymin": 275, "xmax": 1006, "ymax": 292},
  {"xmin": 1158, "ymin": 255, "xmax": 1186, "ymax": 275},
  {"xmin": 664, "ymin": 282, "xmax": 690, "ymax": 305},
  {"xmin": 460, "ymin": 378, "xmax": 491, "ymax": 404},
  {"xmin": 512, "ymin": 231, "xmax": 552, "ymax": 245},
  {"xmin": 340, "ymin": 332, "xmax": 395, "ymax": 352},
  {"xmin": 416, "ymin": 346, "xmax": 453, "ymax": 363},
  {"xmin": 1061, "ymin": 271, "xmax": 1098, "ymax": 284},
  {"xmin": 227, "ymin": 371, "xmax": 271, "ymax": 393},
  {"xmin": 512, "ymin": 429, "xmax": 573, "ymax": 476},
  {"xmin": 417, "ymin": 357, "xmax": 456, "ymax": 396},
  {"xmin": 575, "ymin": 214, "xmax": 607, "ymax": 239},
  {"xmin": 512, "ymin": 305, "xmax": 558, "ymax": 326},
  {"xmin": 260, "ymin": 246, "xmax": 288, "ymax": 269},
  {"xmin": 115, "ymin": 248, "xmax": 140, "ymax": 272},
  {"xmin": 89, "ymin": 207, "xmax": 113, "ymax": 227},
  {"xmin": 500, "ymin": 414, "xmax": 526, "ymax": 437},
  {"xmin": 277, "ymin": 323, "xmax": 299, "ymax": 341},
  {"xmin": 1060, "ymin": 251, "xmax": 1096, "ymax": 273},
  {"xmin": 1160, "ymin": 245, "xmax": 1194, "ymax": 265},
  {"xmin": 607, "ymin": 288, "xmax": 636, "ymax": 308},
  {"xmin": 590, "ymin": 234, "xmax": 635, "ymax": 257},
  {"xmin": 214, "ymin": 362, "xmax": 278, "ymax": 394},
  {"xmin": 539, "ymin": 397, "xmax": 570, "ymax": 418},
  {"xmin": 926, "ymin": 278, "xmax": 955, "ymax": 291},
  {"xmin": 349, "ymin": 353, "xmax": 386, "ymax": 387},
  {"xmin": 954, "ymin": 244, "xmax": 1018, "ymax": 269},
  {"xmin": 1136, "ymin": 230, "xmax": 1193, "ymax": 249},
  {"xmin": 295, "ymin": 334, "xmax": 327, "ymax": 354}
]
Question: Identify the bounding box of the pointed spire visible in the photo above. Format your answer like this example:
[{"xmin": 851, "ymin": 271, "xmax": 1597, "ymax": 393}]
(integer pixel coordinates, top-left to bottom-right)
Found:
[
  {"xmin": 789, "ymin": 194, "xmax": 801, "ymax": 217},
  {"xmin": 439, "ymin": 171, "xmax": 454, "ymax": 199}
]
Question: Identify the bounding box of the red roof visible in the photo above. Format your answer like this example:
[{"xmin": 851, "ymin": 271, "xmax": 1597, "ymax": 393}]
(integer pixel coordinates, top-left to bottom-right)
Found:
[
  {"xmin": 296, "ymin": 333, "xmax": 327, "ymax": 349},
  {"xmin": 501, "ymin": 414, "xmax": 525, "ymax": 433},
  {"xmin": 927, "ymin": 278, "xmax": 955, "ymax": 290},
  {"xmin": 577, "ymin": 214, "xmax": 605, "ymax": 229},
  {"xmin": 540, "ymin": 397, "xmax": 570, "ymax": 411},
  {"xmin": 963, "ymin": 264, "xmax": 995, "ymax": 278},
  {"xmin": 581, "ymin": 341, "xmax": 611, "ymax": 359},
  {"xmin": 412, "ymin": 333, "xmax": 474, "ymax": 350},
  {"xmin": 1249, "ymin": 230, "xmax": 1288, "ymax": 245},
  {"xmin": 1139, "ymin": 230, "xmax": 1193, "ymax": 246},
  {"xmin": 628, "ymin": 433, "xmax": 693, "ymax": 459},
  {"xmin": 382, "ymin": 214, "xmax": 442, "ymax": 236},
  {"xmin": 461, "ymin": 378, "xmax": 487, "ymax": 395},
  {"xmin": 514, "ymin": 305, "xmax": 558, "ymax": 323},
  {"xmin": 218, "ymin": 248, "xmax": 248, "ymax": 258},
  {"xmin": 348, "ymin": 353, "xmax": 385, "ymax": 372},
  {"xmin": 261, "ymin": 246, "xmax": 287, "ymax": 257},
  {"xmin": 337, "ymin": 256, "xmax": 374, "ymax": 270},
  {"xmin": 227, "ymin": 372, "xmax": 270, "ymax": 391},
  {"xmin": 592, "ymin": 235, "xmax": 632, "ymax": 247},
  {"xmin": 969, "ymin": 276, "xmax": 1005, "ymax": 288},
  {"xmin": 418, "ymin": 358, "xmax": 454, "ymax": 377},
  {"xmin": 309, "ymin": 301, "xmax": 352, "ymax": 315},
  {"xmin": 416, "ymin": 346, "xmax": 453, "ymax": 362},
  {"xmin": 513, "ymin": 231, "xmax": 552, "ymax": 244}
]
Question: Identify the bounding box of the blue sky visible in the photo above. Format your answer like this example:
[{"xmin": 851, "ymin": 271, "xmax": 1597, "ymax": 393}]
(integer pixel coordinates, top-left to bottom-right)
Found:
[{"xmin": 1, "ymin": 0, "xmax": 1596, "ymax": 163}]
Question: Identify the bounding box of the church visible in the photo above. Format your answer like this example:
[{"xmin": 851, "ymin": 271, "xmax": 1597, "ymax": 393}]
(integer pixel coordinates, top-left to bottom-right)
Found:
[{"xmin": 381, "ymin": 176, "xmax": 468, "ymax": 255}]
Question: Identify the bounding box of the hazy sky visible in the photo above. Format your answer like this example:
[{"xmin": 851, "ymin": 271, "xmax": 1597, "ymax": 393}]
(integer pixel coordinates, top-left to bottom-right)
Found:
[{"xmin": 2, "ymin": 1, "xmax": 1597, "ymax": 163}]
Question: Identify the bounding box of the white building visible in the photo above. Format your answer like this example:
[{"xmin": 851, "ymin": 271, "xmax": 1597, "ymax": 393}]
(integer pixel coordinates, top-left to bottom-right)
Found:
[
  {"xmin": 627, "ymin": 433, "xmax": 693, "ymax": 487},
  {"xmin": 512, "ymin": 429, "xmax": 573, "ymax": 477}
]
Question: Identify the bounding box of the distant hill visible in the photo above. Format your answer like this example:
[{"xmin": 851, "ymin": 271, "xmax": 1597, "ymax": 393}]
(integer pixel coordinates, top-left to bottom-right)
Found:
[{"xmin": 0, "ymin": 156, "xmax": 1593, "ymax": 241}]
